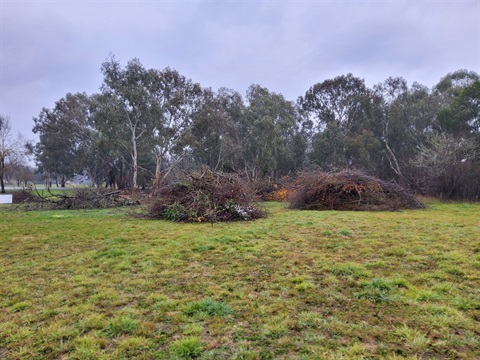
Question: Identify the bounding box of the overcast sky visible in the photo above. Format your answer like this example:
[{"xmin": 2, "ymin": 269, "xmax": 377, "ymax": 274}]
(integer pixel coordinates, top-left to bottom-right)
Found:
[{"xmin": 1, "ymin": 0, "xmax": 479, "ymax": 140}]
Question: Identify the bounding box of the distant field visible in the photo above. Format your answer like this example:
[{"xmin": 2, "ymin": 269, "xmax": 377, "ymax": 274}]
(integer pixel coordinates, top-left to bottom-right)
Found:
[{"xmin": 0, "ymin": 201, "xmax": 479, "ymax": 359}]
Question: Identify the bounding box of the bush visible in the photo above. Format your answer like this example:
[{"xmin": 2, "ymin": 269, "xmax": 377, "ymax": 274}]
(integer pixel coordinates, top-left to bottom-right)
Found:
[
  {"xmin": 148, "ymin": 169, "xmax": 266, "ymax": 222},
  {"xmin": 289, "ymin": 169, "xmax": 424, "ymax": 211}
]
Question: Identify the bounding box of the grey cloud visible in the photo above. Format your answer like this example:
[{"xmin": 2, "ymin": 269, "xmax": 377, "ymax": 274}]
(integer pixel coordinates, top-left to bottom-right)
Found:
[{"xmin": 1, "ymin": 1, "xmax": 478, "ymax": 138}]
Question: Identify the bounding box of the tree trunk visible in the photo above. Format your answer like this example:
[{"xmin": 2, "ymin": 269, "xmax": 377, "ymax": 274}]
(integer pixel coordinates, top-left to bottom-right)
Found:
[
  {"xmin": 0, "ymin": 158, "xmax": 5, "ymax": 193},
  {"xmin": 152, "ymin": 149, "xmax": 165, "ymax": 195},
  {"xmin": 131, "ymin": 135, "xmax": 138, "ymax": 189}
]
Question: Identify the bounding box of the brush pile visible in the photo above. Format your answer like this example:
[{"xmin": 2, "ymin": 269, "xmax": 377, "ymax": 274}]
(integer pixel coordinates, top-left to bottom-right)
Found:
[
  {"xmin": 289, "ymin": 170, "xmax": 424, "ymax": 211},
  {"xmin": 11, "ymin": 189, "xmax": 40, "ymax": 204},
  {"xmin": 149, "ymin": 169, "xmax": 266, "ymax": 222},
  {"xmin": 16, "ymin": 188, "xmax": 139, "ymax": 210}
]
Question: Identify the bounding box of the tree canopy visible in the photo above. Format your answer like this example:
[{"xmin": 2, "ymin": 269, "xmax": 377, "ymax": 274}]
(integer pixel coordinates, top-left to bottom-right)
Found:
[{"xmin": 27, "ymin": 57, "xmax": 480, "ymax": 200}]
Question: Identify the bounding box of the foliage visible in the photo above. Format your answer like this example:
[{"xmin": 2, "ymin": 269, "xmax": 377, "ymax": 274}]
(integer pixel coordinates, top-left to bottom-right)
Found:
[
  {"xmin": 147, "ymin": 67, "xmax": 203, "ymax": 187},
  {"xmin": 437, "ymin": 80, "xmax": 480, "ymax": 136},
  {"xmin": 242, "ymin": 84, "xmax": 306, "ymax": 178},
  {"xmin": 188, "ymin": 87, "xmax": 244, "ymax": 172},
  {"xmin": 148, "ymin": 168, "xmax": 266, "ymax": 222},
  {"xmin": 299, "ymin": 74, "xmax": 373, "ymax": 170},
  {"xmin": 97, "ymin": 57, "xmax": 154, "ymax": 189},
  {"xmin": 32, "ymin": 93, "xmax": 92, "ymax": 187},
  {"xmin": 289, "ymin": 169, "xmax": 424, "ymax": 211},
  {"xmin": 29, "ymin": 59, "xmax": 479, "ymax": 201},
  {"xmin": 411, "ymin": 133, "xmax": 480, "ymax": 200}
]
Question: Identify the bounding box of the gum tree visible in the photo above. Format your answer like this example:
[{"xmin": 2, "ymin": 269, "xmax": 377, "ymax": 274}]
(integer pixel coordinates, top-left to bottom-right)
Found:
[
  {"xmin": 98, "ymin": 57, "xmax": 154, "ymax": 189},
  {"xmin": 33, "ymin": 93, "xmax": 92, "ymax": 187}
]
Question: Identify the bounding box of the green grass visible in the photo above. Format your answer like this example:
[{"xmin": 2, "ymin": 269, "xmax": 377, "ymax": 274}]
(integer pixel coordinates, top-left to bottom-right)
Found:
[{"xmin": 1, "ymin": 200, "xmax": 479, "ymax": 359}]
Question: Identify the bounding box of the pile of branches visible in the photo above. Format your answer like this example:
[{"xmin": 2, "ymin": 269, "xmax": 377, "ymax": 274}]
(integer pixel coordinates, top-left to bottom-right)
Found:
[
  {"xmin": 289, "ymin": 169, "xmax": 424, "ymax": 211},
  {"xmin": 11, "ymin": 189, "xmax": 40, "ymax": 204},
  {"xmin": 17, "ymin": 188, "xmax": 139, "ymax": 210},
  {"xmin": 149, "ymin": 168, "xmax": 266, "ymax": 222},
  {"xmin": 251, "ymin": 176, "xmax": 293, "ymax": 202}
]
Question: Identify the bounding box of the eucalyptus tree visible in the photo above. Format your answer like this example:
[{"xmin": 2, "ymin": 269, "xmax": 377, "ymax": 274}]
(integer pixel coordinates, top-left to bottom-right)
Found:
[
  {"xmin": 90, "ymin": 92, "xmax": 136, "ymax": 188},
  {"xmin": 432, "ymin": 70, "xmax": 480, "ymax": 133},
  {"xmin": 32, "ymin": 93, "xmax": 92, "ymax": 187},
  {"xmin": 433, "ymin": 69, "xmax": 479, "ymax": 100},
  {"xmin": 188, "ymin": 87, "xmax": 244, "ymax": 171},
  {"xmin": 145, "ymin": 67, "xmax": 202, "ymax": 186},
  {"xmin": 299, "ymin": 74, "xmax": 370, "ymax": 136},
  {"xmin": 299, "ymin": 74, "xmax": 372, "ymax": 170},
  {"xmin": 242, "ymin": 84, "xmax": 305, "ymax": 179},
  {"xmin": 99, "ymin": 57, "xmax": 155, "ymax": 189},
  {"xmin": 437, "ymin": 80, "xmax": 480, "ymax": 136},
  {"xmin": 372, "ymin": 78, "xmax": 440, "ymax": 182},
  {"xmin": 372, "ymin": 77, "xmax": 410, "ymax": 180}
]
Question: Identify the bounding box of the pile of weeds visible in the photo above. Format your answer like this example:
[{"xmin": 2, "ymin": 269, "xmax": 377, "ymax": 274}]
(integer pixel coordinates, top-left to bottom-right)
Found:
[
  {"xmin": 289, "ymin": 169, "xmax": 424, "ymax": 211},
  {"xmin": 149, "ymin": 168, "xmax": 266, "ymax": 222}
]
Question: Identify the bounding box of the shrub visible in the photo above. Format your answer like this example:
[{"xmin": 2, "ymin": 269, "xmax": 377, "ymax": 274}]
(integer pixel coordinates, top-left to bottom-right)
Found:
[{"xmin": 288, "ymin": 169, "xmax": 424, "ymax": 211}]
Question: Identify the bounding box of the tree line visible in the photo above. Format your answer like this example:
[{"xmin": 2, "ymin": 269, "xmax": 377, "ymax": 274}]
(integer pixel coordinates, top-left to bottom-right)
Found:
[{"xmin": 7, "ymin": 57, "xmax": 480, "ymax": 199}]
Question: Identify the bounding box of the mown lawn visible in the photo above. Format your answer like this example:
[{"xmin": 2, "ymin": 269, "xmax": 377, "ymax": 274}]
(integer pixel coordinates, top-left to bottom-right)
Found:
[{"xmin": 0, "ymin": 201, "xmax": 479, "ymax": 359}]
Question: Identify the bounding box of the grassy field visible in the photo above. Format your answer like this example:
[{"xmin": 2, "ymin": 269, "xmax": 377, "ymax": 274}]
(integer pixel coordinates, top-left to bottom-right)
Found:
[{"xmin": 0, "ymin": 200, "xmax": 479, "ymax": 359}]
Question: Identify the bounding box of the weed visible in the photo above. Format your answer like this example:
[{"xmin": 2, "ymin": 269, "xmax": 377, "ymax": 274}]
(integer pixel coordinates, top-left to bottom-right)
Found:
[
  {"xmin": 414, "ymin": 290, "xmax": 443, "ymax": 302},
  {"xmin": 182, "ymin": 323, "xmax": 204, "ymax": 336},
  {"xmin": 11, "ymin": 301, "xmax": 30, "ymax": 312},
  {"xmin": 169, "ymin": 336, "xmax": 204, "ymax": 359},
  {"xmin": 191, "ymin": 244, "xmax": 216, "ymax": 253},
  {"xmin": 71, "ymin": 335, "xmax": 107, "ymax": 360},
  {"xmin": 183, "ymin": 298, "xmax": 234, "ymax": 317},
  {"xmin": 354, "ymin": 278, "xmax": 401, "ymax": 303},
  {"xmin": 328, "ymin": 262, "xmax": 371, "ymax": 278},
  {"xmin": 105, "ymin": 315, "xmax": 138, "ymax": 337},
  {"xmin": 297, "ymin": 311, "xmax": 322, "ymax": 329},
  {"xmin": 294, "ymin": 281, "xmax": 315, "ymax": 292},
  {"xmin": 339, "ymin": 228, "xmax": 353, "ymax": 236},
  {"xmin": 115, "ymin": 336, "xmax": 154, "ymax": 357},
  {"xmin": 394, "ymin": 325, "xmax": 431, "ymax": 352}
]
